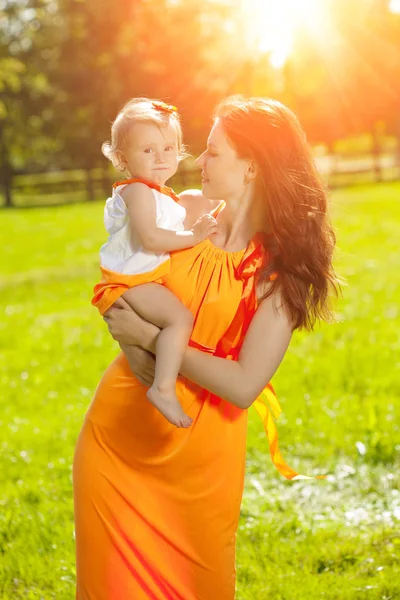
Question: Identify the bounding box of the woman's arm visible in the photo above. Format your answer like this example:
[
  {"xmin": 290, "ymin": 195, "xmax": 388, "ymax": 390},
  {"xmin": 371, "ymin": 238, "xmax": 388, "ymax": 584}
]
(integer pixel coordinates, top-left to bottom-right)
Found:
[
  {"xmin": 181, "ymin": 293, "xmax": 292, "ymax": 408},
  {"xmin": 122, "ymin": 183, "xmax": 216, "ymax": 252},
  {"xmin": 105, "ymin": 289, "xmax": 292, "ymax": 410}
]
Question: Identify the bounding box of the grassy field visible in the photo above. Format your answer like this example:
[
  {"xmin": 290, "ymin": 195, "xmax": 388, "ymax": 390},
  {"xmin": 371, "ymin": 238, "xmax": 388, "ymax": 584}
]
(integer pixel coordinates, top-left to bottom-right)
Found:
[{"xmin": 0, "ymin": 182, "xmax": 399, "ymax": 599}]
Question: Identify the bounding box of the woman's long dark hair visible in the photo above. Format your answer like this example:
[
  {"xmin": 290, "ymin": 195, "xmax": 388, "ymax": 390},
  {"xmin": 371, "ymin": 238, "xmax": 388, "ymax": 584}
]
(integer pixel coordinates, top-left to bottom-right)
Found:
[{"xmin": 215, "ymin": 96, "xmax": 340, "ymax": 330}]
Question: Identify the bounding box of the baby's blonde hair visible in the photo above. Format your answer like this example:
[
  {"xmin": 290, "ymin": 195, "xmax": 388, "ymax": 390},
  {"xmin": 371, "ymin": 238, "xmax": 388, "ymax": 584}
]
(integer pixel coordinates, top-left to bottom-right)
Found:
[{"xmin": 102, "ymin": 97, "xmax": 186, "ymax": 171}]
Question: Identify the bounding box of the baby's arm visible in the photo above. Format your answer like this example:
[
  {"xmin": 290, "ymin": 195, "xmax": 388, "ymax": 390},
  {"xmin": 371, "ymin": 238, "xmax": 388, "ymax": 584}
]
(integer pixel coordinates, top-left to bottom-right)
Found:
[{"xmin": 121, "ymin": 183, "xmax": 217, "ymax": 252}]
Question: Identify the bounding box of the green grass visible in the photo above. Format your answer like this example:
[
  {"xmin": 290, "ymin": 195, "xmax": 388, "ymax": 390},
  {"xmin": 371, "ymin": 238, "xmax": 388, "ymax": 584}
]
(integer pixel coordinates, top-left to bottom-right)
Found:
[{"xmin": 1, "ymin": 182, "xmax": 400, "ymax": 599}]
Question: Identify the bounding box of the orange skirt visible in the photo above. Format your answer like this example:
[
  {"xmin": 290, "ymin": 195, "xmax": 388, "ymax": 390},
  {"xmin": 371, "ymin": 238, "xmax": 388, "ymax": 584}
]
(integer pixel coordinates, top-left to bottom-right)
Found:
[
  {"xmin": 91, "ymin": 261, "xmax": 171, "ymax": 315},
  {"xmin": 73, "ymin": 353, "xmax": 247, "ymax": 599}
]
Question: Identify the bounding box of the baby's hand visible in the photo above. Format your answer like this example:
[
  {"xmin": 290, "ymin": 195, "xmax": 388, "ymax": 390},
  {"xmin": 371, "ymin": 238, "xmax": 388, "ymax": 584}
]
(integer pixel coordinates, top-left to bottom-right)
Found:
[{"xmin": 191, "ymin": 214, "xmax": 218, "ymax": 243}]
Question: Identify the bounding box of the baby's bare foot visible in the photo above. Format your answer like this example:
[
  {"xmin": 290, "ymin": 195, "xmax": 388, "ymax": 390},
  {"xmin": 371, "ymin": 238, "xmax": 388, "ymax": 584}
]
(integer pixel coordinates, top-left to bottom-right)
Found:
[{"xmin": 147, "ymin": 385, "xmax": 193, "ymax": 428}]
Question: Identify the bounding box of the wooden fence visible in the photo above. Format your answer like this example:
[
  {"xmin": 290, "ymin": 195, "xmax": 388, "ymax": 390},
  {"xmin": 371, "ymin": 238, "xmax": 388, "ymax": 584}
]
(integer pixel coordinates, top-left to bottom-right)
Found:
[{"xmin": 2, "ymin": 153, "xmax": 400, "ymax": 208}]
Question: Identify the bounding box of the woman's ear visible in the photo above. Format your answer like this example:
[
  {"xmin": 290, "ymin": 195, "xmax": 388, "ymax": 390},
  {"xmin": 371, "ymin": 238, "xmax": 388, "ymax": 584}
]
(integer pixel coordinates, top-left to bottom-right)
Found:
[{"xmin": 245, "ymin": 159, "xmax": 258, "ymax": 183}]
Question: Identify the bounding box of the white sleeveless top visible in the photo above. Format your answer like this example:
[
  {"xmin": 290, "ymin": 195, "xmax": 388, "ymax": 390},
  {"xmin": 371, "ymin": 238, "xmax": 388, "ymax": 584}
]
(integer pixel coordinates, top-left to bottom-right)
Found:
[{"xmin": 99, "ymin": 182, "xmax": 186, "ymax": 275}]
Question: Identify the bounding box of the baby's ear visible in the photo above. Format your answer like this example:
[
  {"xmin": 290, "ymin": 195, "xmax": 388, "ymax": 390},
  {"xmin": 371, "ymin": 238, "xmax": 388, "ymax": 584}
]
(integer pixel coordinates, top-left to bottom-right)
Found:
[{"xmin": 115, "ymin": 149, "xmax": 127, "ymax": 172}]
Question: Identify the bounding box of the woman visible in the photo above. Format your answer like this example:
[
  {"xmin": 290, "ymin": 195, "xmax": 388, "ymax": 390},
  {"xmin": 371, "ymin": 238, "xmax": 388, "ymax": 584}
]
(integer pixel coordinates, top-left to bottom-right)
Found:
[{"xmin": 73, "ymin": 96, "xmax": 338, "ymax": 599}]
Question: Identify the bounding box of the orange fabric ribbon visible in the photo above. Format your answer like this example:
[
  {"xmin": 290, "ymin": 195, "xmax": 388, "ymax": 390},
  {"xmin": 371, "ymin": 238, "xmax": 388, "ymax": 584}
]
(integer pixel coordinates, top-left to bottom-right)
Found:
[{"xmin": 112, "ymin": 177, "xmax": 180, "ymax": 203}]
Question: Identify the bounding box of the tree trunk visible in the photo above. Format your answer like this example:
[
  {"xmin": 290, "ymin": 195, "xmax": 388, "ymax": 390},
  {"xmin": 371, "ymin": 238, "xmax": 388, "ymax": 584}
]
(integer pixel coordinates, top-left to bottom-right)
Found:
[
  {"xmin": 0, "ymin": 133, "xmax": 13, "ymax": 207},
  {"xmin": 396, "ymin": 135, "xmax": 400, "ymax": 172},
  {"xmin": 1, "ymin": 161, "xmax": 13, "ymax": 208},
  {"xmin": 3, "ymin": 177, "xmax": 12, "ymax": 207},
  {"xmin": 395, "ymin": 113, "xmax": 400, "ymax": 177}
]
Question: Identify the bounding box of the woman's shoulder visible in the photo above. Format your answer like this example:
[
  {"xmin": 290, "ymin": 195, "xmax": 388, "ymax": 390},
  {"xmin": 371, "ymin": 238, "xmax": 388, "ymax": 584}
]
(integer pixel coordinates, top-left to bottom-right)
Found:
[{"xmin": 178, "ymin": 189, "xmax": 219, "ymax": 213}]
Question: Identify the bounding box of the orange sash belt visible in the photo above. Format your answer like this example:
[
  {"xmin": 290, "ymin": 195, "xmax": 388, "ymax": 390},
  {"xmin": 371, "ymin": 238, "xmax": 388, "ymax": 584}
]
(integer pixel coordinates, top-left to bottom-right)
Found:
[{"xmin": 188, "ymin": 339, "xmax": 323, "ymax": 480}]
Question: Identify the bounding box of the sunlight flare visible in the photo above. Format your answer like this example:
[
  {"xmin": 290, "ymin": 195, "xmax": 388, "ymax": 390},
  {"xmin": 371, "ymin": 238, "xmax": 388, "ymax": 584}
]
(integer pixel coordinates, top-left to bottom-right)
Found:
[{"xmin": 240, "ymin": 0, "xmax": 330, "ymax": 67}]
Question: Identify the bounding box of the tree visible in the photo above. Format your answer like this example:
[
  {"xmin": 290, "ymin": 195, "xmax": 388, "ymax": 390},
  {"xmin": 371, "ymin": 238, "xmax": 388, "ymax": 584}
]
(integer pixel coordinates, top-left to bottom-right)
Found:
[
  {"xmin": 283, "ymin": 0, "xmax": 400, "ymax": 157},
  {"xmin": 0, "ymin": 0, "xmax": 62, "ymax": 206}
]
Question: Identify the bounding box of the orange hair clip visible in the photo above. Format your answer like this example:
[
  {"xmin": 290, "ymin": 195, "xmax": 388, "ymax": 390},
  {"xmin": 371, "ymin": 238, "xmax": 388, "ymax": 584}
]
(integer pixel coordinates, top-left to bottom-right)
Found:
[{"xmin": 152, "ymin": 101, "xmax": 177, "ymax": 114}]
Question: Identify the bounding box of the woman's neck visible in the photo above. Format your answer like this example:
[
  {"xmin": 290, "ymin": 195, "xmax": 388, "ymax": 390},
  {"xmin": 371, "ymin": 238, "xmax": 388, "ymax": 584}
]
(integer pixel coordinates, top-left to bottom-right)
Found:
[{"xmin": 217, "ymin": 183, "xmax": 266, "ymax": 246}]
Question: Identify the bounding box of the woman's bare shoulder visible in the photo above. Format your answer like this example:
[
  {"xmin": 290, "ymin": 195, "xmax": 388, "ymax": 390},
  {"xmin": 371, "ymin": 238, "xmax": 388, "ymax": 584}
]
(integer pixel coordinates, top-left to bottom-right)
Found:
[{"xmin": 178, "ymin": 189, "xmax": 219, "ymax": 212}]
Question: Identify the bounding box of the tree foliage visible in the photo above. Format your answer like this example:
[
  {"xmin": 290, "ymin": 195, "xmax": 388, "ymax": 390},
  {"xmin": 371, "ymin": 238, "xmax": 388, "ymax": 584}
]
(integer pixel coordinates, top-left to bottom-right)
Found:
[{"xmin": 1, "ymin": 0, "xmax": 400, "ymax": 204}]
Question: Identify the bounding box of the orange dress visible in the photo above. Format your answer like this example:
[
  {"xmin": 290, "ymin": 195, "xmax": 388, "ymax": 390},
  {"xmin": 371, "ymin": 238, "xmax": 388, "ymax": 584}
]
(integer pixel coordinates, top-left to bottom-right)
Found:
[{"xmin": 73, "ymin": 215, "xmax": 304, "ymax": 600}]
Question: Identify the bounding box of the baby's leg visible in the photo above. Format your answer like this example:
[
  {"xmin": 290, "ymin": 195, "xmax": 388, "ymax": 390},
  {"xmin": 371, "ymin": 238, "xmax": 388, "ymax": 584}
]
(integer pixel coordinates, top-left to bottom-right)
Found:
[{"xmin": 122, "ymin": 284, "xmax": 194, "ymax": 428}]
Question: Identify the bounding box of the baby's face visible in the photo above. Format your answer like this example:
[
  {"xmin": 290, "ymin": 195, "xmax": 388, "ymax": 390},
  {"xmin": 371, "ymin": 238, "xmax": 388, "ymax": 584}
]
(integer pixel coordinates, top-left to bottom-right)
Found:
[{"xmin": 122, "ymin": 121, "xmax": 180, "ymax": 185}]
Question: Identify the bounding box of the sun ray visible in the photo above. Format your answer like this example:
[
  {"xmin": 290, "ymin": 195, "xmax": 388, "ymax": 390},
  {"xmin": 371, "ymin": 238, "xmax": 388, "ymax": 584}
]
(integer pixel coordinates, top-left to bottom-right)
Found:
[{"xmin": 239, "ymin": 0, "xmax": 331, "ymax": 67}]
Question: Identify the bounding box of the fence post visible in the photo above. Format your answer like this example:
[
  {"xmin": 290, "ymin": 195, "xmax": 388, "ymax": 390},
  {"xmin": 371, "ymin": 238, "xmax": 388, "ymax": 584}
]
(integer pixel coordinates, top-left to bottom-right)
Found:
[
  {"xmin": 102, "ymin": 169, "xmax": 110, "ymax": 197},
  {"xmin": 86, "ymin": 169, "xmax": 95, "ymax": 201},
  {"xmin": 372, "ymin": 125, "xmax": 382, "ymax": 183}
]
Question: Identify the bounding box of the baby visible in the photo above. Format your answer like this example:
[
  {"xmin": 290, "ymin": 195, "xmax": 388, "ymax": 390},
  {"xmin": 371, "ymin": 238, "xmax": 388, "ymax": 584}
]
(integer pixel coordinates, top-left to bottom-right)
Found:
[{"xmin": 92, "ymin": 98, "xmax": 217, "ymax": 427}]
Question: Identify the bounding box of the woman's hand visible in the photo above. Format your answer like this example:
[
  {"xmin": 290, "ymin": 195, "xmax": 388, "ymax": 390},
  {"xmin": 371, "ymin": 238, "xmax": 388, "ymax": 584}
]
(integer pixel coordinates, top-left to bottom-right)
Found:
[
  {"xmin": 103, "ymin": 305, "xmax": 144, "ymax": 345},
  {"xmin": 122, "ymin": 345, "xmax": 156, "ymax": 386},
  {"xmin": 103, "ymin": 296, "xmax": 160, "ymax": 351},
  {"xmin": 103, "ymin": 297, "xmax": 158, "ymax": 385}
]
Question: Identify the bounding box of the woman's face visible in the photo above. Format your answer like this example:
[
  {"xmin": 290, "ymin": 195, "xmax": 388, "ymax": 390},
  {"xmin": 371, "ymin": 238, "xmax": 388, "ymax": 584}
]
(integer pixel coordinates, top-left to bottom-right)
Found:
[{"xmin": 196, "ymin": 119, "xmax": 252, "ymax": 200}]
